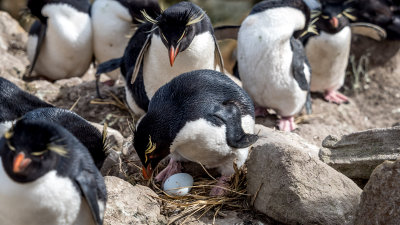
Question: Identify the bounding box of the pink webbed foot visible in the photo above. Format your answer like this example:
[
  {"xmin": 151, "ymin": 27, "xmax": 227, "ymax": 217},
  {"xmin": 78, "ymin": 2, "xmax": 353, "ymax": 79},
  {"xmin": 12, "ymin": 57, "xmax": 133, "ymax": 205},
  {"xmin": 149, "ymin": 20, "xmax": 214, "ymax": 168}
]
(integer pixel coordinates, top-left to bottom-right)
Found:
[
  {"xmin": 278, "ymin": 116, "xmax": 296, "ymax": 132},
  {"xmin": 255, "ymin": 105, "xmax": 268, "ymax": 117},
  {"xmin": 210, "ymin": 176, "xmax": 230, "ymax": 197},
  {"xmin": 102, "ymin": 79, "xmax": 116, "ymax": 87},
  {"xmin": 155, "ymin": 159, "xmax": 182, "ymax": 186},
  {"xmin": 324, "ymin": 90, "xmax": 349, "ymax": 104}
]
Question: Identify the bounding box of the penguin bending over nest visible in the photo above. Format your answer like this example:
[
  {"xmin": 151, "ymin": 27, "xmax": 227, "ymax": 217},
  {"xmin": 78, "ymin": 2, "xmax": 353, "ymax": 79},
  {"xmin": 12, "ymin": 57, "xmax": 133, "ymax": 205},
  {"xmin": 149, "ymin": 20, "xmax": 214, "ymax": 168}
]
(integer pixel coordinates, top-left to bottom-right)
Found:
[
  {"xmin": 26, "ymin": 0, "xmax": 93, "ymax": 80},
  {"xmin": 96, "ymin": 1, "xmax": 224, "ymax": 117},
  {"xmin": 0, "ymin": 119, "xmax": 107, "ymax": 225},
  {"xmin": 237, "ymin": 0, "xmax": 314, "ymax": 131},
  {"xmin": 134, "ymin": 69, "xmax": 258, "ymax": 196},
  {"xmin": 91, "ymin": 0, "xmax": 161, "ymax": 83}
]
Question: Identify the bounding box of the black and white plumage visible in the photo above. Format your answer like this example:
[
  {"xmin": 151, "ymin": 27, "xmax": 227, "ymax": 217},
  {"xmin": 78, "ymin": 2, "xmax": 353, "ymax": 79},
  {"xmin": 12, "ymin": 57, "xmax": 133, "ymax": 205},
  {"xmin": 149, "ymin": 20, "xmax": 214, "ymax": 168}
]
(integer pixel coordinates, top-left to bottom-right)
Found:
[
  {"xmin": 305, "ymin": 0, "xmax": 353, "ymax": 104},
  {"xmin": 96, "ymin": 1, "xmax": 224, "ymax": 116},
  {"xmin": 27, "ymin": 0, "xmax": 93, "ymax": 80},
  {"xmin": 91, "ymin": 0, "xmax": 160, "ymax": 81},
  {"xmin": 237, "ymin": 0, "xmax": 312, "ymax": 132},
  {"xmin": 134, "ymin": 69, "xmax": 258, "ymax": 196},
  {"xmin": 0, "ymin": 119, "xmax": 107, "ymax": 225},
  {"xmin": 0, "ymin": 77, "xmax": 53, "ymax": 137}
]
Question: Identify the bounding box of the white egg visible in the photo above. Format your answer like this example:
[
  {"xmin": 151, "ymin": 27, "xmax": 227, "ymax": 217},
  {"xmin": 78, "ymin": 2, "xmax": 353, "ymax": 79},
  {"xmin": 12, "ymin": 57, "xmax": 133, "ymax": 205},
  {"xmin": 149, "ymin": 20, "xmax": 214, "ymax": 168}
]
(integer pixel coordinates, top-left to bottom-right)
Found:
[{"xmin": 163, "ymin": 173, "xmax": 194, "ymax": 196}]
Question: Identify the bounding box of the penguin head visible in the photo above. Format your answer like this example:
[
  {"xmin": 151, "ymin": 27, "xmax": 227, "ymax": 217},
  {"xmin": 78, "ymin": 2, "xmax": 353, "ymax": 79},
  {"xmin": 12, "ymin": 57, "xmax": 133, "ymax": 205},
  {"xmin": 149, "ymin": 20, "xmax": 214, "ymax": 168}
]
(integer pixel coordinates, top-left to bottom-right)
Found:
[
  {"xmin": 143, "ymin": 2, "xmax": 210, "ymax": 66},
  {"xmin": 317, "ymin": 1, "xmax": 356, "ymax": 33},
  {"xmin": 133, "ymin": 116, "xmax": 171, "ymax": 180},
  {"xmin": 0, "ymin": 120, "xmax": 68, "ymax": 183}
]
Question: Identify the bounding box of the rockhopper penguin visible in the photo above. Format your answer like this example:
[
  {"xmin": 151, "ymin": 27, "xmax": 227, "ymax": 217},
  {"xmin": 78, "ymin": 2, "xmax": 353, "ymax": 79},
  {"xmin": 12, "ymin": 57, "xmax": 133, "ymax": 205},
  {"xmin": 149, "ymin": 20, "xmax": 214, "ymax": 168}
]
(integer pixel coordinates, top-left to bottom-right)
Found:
[
  {"xmin": 91, "ymin": 0, "xmax": 161, "ymax": 82},
  {"xmin": 237, "ymin": 0, "xmax": 313, "ymax": 131},
  {"xmin": 134, "ymin": 69, "xmax": 258, "ymax": 196},
  {"xmin": 0, "ymin": 119, "xmax": 107, "ymax": 225},
  {"xmin": 27, "ymin": 0, "xmax": 93, "ymax": 80},
  {"xmin": 96, "ymin": 1, "xmax": 224, "ymax": 116},
  {"xmin": 305, "ymin": 0, "xmax": 355, "ymax": 104}
]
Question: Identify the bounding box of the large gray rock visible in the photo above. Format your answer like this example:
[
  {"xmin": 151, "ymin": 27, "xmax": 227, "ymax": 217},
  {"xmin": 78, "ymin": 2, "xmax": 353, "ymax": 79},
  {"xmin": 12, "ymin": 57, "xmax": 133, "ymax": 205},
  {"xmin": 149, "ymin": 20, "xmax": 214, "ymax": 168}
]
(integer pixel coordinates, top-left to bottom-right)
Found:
[
  {"xmin": 247, "ymin": 125, "xmax": 362, "ymax": 225},
  {"xmin": 320, "ymin": 127, "xmax": 400, "ymax": 179},
  {"xmin": 354, "ymin": 159, "xmax": 400, "ymax": 225},
  {"xmin": 104, "ymin": 176, "xmax": 167, "ymax": 225}
]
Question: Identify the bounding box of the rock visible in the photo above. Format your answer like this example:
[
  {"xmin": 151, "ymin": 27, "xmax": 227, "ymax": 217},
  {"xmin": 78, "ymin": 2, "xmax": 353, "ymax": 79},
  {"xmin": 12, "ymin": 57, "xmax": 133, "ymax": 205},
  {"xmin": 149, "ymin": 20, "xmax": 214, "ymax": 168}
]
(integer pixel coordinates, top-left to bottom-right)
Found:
[
  {"xmin": 247, "ymin": 125, "xmax": 362, "ymax": 225},
  {"xmin": 354, "ymin": 159, "xmax": 400, "ymax": 225},
  {"xmin": 89, "ymin": 122, "xmax": 124, "ymax": 150},
  {"xmin": 104, "ymin": 176, "xmax": 167, "ymax": 225},
  {"xmin": 320, "ymin": 127, "xmax": 400, "ymax": 180},
  {"xmin": 0, "ymin": 11, "xmax": 29, "ymax": 83}
]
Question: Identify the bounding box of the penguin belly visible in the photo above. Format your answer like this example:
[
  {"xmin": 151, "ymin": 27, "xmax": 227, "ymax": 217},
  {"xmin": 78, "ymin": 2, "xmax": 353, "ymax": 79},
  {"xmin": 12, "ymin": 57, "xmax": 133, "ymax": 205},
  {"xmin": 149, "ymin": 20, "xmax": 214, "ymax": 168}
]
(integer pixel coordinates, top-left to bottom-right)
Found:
[
  {"xmin": 142, "ymin": 32, "xmax": 216, "ymax": 99},
  {"xmin": 169, "ymin": 115, "xmax": 254, "ymax": 176},
  {"xmin": 306, "ymin": 27, "xmax": 351, "ymax": 92},
  {"xmin": 92, "ymin": 0, "xmax": 133, "ymax": 80},
  {"xmin": 0, "ymin": 164, "xmax": 95, "ymax": 225},
  {"xmin": 27, "ymin": 4, "xmax": 93, "ymax": 80},
  {"xmin": 237, "ymin": 22, "xmax": 309, "ymax": 116}
]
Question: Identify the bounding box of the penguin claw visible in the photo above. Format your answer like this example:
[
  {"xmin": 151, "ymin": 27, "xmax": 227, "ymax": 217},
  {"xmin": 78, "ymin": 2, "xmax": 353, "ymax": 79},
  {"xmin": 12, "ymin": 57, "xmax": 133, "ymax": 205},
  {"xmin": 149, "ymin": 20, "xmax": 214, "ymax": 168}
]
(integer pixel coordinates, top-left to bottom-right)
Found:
[
  {"xmin": 210, "ymin": 176, "xmax": 230, "ymax": 197},
  {"xmin": 156, "ymin": 159, "xmax": 182, "ymax": 185},
  {"xmin": 324, "ymin": 90, "xmax": 349, "ymax": 104},
  {"xmin": 278, "ymin": 116, "xmax": 296, "ymax": 132}
]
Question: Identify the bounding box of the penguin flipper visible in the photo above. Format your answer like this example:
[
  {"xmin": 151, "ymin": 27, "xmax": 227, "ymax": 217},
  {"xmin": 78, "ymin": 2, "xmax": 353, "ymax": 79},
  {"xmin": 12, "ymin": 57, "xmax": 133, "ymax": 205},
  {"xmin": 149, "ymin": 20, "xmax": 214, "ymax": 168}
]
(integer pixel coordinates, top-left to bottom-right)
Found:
[
  {"xmin": 213, "ymin": 102, "xmax": 258, "ymax": 149},
  {"xmin": 213, "ymin": 25, "xmax": 240, "ymax": 40},
  {"xmin": 305, "ymin": 91, "xmax": 312, "ymax": 115},
  {"xmin": 95, "ymin": 58, "xmax": 122, "ymax": 98},
  {"xmin": 214, "ymin": 37, "xmax": 225, "ymax": 73},
  {"xmin": 75, "ymin": 171, "xmax": 104, "ymax": 225},
  {"xmin": 350, "ymin": 22, "xmax": 387, "ymax": 41},
  {"xmin": 290, "ymin": 37, "xmax": 310, "ymax": 91},
  {"xmin": 131, "ymin": 33, "xmax": 152, "ymax": 84},
  {"xmin": 28, "ymin": 21, "xmax": 47, "ymax": 77}
]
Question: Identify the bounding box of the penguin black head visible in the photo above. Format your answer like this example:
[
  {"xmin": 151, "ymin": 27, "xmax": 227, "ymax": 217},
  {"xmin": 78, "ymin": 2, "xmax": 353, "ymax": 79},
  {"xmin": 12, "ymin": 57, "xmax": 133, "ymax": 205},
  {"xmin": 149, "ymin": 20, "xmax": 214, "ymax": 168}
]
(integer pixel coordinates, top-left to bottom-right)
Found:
[
  {"xmin": 317, "ymin": 1, "xmax": 357, "ymax": 33},
  {"xmin": 0, "ymin": 120, "xmax": 68, "ymax": 183},
  {"xmin": 27, "ymin": 0, "xmax": 91, "ymax": 23},
  {"xmin": 142, "ymin": 2, "xmax": 211, "ymax": 66},
  {"xmin": 133, "ymin": 115, "xmax": 171, "ymax": 179}
]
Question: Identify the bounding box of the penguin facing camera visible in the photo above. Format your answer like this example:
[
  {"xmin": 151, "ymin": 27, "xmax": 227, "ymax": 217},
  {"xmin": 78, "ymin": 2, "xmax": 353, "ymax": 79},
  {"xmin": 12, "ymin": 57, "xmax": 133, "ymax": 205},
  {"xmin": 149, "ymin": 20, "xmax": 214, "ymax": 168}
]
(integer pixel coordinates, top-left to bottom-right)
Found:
[
  {"xmin": 96, "ymin": 1, "xmax": 224, "ymax": 116},
  {"xmin": 0, "ymin": 119, "xmax": 107, "ymax": 225},
  {"xmin": 237, "ymin": 0, "xmax": 313, "ymax": 132},
  {"xmin": 91, "ymin": 0, "xmax": 161, "ymax": 83},
  {"xmin": 134, "ymin": 69, "xmax": 258, "ymax": 196},
  {"xmin": 26, "ymin": 0, "xmax": 93, "ymax": 80}
]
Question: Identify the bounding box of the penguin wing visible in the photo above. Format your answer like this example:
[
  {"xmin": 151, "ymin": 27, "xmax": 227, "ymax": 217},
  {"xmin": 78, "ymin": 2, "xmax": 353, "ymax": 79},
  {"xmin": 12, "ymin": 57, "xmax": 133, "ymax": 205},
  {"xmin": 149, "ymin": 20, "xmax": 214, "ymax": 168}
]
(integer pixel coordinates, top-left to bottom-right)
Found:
[
  {"xmin": 131, "ymin": 33, "xmax": 151, "ymax": 84},
  {"xmin": 290, "ymin": 37, "xmax": 310, "ymax": 91},
  {"xmin": 350, "ymin": 22, "xmax": 387, "ymax": 41},
  {"xmin": 213, "ymin": 102, "xmax": 258, "ymax": 149},
  {"xmin": 28, "ymin": 20, "xmax": 47, "ymax": 76},
  {"xmin": 213, "ymin": 36, "xmax": 225, "ymax": 73},
  {"xmin": 75, "ymin": 170, "xmax": 105, "ymax": 225},
  {"xmin": 213, "ymin": 25, "xmax": 240, "ymax": 40}
]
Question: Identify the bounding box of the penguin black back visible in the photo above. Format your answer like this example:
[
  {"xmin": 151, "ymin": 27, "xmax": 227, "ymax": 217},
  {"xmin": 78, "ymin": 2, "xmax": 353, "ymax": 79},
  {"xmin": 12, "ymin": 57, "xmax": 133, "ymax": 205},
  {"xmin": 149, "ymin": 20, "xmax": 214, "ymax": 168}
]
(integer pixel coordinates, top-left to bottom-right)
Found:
[
  {"xmin": 114, "ymin": 0, "xmax": 161, "ymax": 23},
  {"xmin": 22, "ymin": 108, "xmax": 107, "ymax": 169},
  {"xmin": 0, "ymin": 77, "xmax": 53, "ymax": 122},
  {"xmin": 0, "ymin": 119, "xmax": 106, "ymax": 225}
]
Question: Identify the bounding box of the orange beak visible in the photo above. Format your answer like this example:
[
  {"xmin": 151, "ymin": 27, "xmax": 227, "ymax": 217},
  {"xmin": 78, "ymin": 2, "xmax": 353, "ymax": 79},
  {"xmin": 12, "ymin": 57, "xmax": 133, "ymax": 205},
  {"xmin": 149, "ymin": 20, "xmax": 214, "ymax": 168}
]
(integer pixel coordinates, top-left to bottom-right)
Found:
[
  {"xmin": 13, "ymin": 152, "xmax": 32, "ymax": 174},
  {"xmin": 330, "ymin": 17, "xmax": 339, "ymax": 28},
  {"xmin": 169, "ymin": 46, "xmax": 179, "ymax": 67},
  {"xmin": 142, "ymin": 164, "xmax": 153, "ymax": 180}
]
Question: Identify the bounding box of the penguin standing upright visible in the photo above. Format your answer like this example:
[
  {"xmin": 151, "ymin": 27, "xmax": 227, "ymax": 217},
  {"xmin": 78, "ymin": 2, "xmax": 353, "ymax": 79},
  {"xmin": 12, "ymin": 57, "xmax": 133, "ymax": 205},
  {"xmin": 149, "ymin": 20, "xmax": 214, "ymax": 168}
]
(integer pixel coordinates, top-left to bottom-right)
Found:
[
  {"xmin": 91, "ymin": 0, "xmax": 160, "ymax": 82},
  {"xmin": 237, "ymin": 0, "xmax": 312, "ymax": 131},
  {"xmin": 134, "ymin": 69, "xmax": 258, "ymax": 196},
  {"xmin": 27, "ymin": 0, "xmax": 93, "ymax": 80},
  {"xmin": 96, "ymin": 1, "xmax": 224, "ymax": 116},
  {"xmin": 0, "ymin": 119, "xmax": 107, "ymax": 225},
  {"xmin": 305, "ymin": 0, "xmax": 354, "ymax": 104},
  {"xmin": 0, "ymin": 77, "xmax": 53, "ymax": 136}
]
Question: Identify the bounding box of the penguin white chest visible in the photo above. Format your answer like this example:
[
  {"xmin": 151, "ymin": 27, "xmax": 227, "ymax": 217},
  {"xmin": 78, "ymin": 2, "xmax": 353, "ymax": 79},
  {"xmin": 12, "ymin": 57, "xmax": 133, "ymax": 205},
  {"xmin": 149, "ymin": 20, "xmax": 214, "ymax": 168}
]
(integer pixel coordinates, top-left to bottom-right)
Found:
[
  {"xmin": 143, "ymin": 32, "xmax": 216, "ymax": 99},
  {"xmin": 237, "ymin": 8, "xmax": 309, "ymax": 116},
  {"xmin": 306, "ymin": 27, "xmax": 351, "ymax": 92},
  {"xmin": 92, "ymin": 0, "xmax": 133, "ymax": 80},
  {"xmin": 28, "ymin": 4, "xmax": 93, "ymax": 80},
  {"xmin": 0, "ymin": 163, "xmax": 91, "ymax": 225}
]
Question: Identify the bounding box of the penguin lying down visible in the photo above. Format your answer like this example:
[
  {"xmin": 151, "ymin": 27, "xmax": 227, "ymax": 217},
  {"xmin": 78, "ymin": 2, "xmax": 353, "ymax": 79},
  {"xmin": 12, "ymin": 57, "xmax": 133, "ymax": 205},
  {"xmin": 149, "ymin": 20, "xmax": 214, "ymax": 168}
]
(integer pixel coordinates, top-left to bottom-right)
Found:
[
  {"xmin": 0, "ymin": 119, "xmax": 107, "ymax": 225},
  {"xmin": 0, "ymin": 77, "xmax": 107, "ymax": 169},
  {"xmin": 134, "ymin": 69, "xmax": 258, "ymax": 196}
]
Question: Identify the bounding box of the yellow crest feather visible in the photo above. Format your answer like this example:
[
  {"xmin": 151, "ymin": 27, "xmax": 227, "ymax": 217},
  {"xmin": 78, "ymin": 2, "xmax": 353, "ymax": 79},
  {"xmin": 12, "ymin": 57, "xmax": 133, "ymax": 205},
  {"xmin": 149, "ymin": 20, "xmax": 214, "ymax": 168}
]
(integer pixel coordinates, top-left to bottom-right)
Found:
[
  {"xmin": 47, "ymin": 144, "xmax": 68, "ymax": 157},
  {"xmin": 144, "ymin": 136, "xmax": 156, "ymax": 163},
  {"xmin": 141, "ymin": 10, "xmax": 158, "ymax": 24},
  {"xmin": 186, "ymin": 12, "xmax": 205, "ymax": 26}
]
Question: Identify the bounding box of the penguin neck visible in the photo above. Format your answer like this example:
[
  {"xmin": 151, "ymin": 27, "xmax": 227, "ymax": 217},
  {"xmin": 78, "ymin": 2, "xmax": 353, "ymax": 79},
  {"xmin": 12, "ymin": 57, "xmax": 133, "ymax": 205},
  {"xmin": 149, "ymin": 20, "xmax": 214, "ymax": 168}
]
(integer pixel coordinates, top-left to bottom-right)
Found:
[{"xmin": 142, "ymin": 32, "xmax": 216, "ymax": 99}]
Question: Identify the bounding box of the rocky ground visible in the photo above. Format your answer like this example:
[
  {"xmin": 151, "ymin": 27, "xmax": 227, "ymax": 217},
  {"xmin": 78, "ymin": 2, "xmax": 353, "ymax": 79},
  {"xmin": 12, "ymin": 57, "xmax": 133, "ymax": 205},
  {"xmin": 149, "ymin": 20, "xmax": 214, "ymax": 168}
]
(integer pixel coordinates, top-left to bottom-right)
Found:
[{"xmin": 1, "ymin": 9, "xmax": 400, "ymax": 225}]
